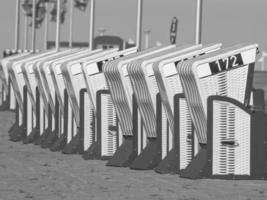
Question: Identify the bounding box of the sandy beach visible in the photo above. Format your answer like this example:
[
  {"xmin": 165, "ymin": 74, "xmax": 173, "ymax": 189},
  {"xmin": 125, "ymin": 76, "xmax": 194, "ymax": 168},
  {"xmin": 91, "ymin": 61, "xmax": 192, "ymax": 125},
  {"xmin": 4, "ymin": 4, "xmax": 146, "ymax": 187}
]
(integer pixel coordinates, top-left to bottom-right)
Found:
[{"xmin": 0, "ymin": 110, "xmax": 266, "ymax": 200}]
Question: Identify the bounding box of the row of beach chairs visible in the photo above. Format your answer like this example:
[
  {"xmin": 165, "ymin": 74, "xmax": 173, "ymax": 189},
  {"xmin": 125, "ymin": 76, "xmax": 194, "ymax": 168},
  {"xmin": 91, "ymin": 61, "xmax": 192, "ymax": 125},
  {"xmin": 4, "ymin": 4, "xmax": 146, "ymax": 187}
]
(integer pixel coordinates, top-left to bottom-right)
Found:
[{"xmin": 1, "ymin": 43, "xmax": 267, "ymax": 179}]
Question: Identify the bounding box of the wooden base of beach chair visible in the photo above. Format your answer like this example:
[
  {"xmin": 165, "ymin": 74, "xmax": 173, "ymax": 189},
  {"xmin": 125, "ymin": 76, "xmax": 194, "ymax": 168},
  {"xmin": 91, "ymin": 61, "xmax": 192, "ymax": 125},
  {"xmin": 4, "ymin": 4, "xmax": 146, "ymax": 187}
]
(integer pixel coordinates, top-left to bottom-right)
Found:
[
  {"xmin": 50, "ymin": 134, "xmax": 67, "ymax": 152},
  {"xmin": 0, "ymin": 81, "xmax": 10, "ymax": 111},
  {"xmin": 41, "ymin": 130, "xmax": 58, "ymax": 148},
  {"xmin": 34, "ymin": 128, "xmax": 50, "ymax": 145},
  {"xmin": 154, "ymin": 146, "xmax": 180, "ymax": 174},
  {"xmin": 0, "ymin": 98, "xmax": 9, "ymax": 111},
  {"xmin": 9, "ymin": 124, "xmax": 26, "ymax": 142},
  {"xmin": 106, "ymin": 136, "xmax": 138, "ymax": 167},
  {"xmin": 155, "ymin": 94, "xmax": 198, "ymax": 174},
  {"xmin": 179, "ymin": 146, "xmax": 208, "ymax": 179},
  {"xmin": 130, "ymin": 138, "xmax": 162, "ymax": 170},
  {"xmin": 62, "ymin": 129, "xmax": 83, "ymax": 154},
  {"xmin": 82, "ymin": 142, "xmax": 99, "ymax": 160},
  {"xmin": 23, "ymin": 127, "xmax": 39, "ymax": 144},
  {"xmin": 8, "ymin": 103, "xmax": 19, "ymax": 133},
  {"xmin": 106, "ymin": 97, "xmax": 140, "ymax": 167}
]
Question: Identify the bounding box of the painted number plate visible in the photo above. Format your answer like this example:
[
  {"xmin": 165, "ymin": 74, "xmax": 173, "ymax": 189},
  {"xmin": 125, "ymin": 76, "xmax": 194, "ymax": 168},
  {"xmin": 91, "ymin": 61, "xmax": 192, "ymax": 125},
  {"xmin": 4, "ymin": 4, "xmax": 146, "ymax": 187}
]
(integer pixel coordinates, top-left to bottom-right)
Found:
[{"xmin": 209, "ymin": 54, "xmax": 244, "ymax": 74}]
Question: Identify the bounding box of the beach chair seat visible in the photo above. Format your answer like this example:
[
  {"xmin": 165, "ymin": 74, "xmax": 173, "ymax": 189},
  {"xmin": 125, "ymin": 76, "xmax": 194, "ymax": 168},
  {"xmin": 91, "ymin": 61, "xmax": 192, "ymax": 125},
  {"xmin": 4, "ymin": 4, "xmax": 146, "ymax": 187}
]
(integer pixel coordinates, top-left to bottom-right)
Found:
[{"xmin": 176, "ymin": 44, "xmax": 258, "ymax": 179}]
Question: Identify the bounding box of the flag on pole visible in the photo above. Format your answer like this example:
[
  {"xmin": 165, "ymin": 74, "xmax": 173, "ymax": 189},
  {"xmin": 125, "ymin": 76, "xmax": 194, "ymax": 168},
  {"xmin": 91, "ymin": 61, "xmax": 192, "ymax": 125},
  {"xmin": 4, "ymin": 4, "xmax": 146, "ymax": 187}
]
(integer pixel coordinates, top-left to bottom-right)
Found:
[
  {"xmin": 170, "ymin": 17, "xmax": 178, "ymax": 44},
  {"xmin": 22, "ymin": 0, "xmax": 34, "ymax": 17},
  {"xmin": 23, "ymin": 0, "xmax": 47, "ymax": 28},
  {"xmin": 35, "ymin": 1, "xmax": 46, "ymax": 28},
  {"xmin": 50, "ymin": 0, "xmax": 67, "ymax": 24},
  {"xmin": 74, "ymin": 0, "xmax": 89, "ymax": 11}
]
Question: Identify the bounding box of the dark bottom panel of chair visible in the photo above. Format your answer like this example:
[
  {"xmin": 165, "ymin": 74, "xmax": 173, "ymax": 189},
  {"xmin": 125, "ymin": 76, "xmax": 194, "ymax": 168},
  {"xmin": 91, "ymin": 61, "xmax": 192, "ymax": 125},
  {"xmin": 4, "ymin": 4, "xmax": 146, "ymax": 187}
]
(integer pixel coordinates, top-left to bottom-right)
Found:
[
  {"xmin": 208, "ymin": 174, "xmax": 267, "ymax": 180},
  {"xmin": 61, "ymin": 131, "xmax": 83, "ymax": 154},
  {"xmin": 154, "ymin": 147, "xmax": 180, "ymax": 174},
  {"xmin": 41, "ymin": 131, "xmax": 58, "ymax": 149},
  {"xmin": 34, "ymin": 128, "xmax": 50, "ymax": 145},
  {"xmin": 23, "ymin": 128, "xmax": 39, "ymax": 144},
  {"xmin": 101, "ymin": 156, "xmax": 112, "ymax": 161},
  {"xmin": 82, "ymin": 144, "xmax": 113, "ymax": 161},
  {"xmin": 50, "ymin": 134, "xmax": 67, "ymax": 152},
  {"xmin": 0, "ymin": 100, "xmax": 10, "ymax": 111},
  {"xmin": 82, "ymin": 143, "xmax": 99, "ymax": 160},
  {"xmin": 8, "ymin": 122, "xmax": 18, "ymax": 133},
  {"xmin": 9, "ymin": 124, "xmax": 26, "ymax": 142},
  {"xmin": 179, "ymin": 146, "xmax": 208, "ymax": 179},
  {"xmin": 130, "ymin": 138, "xmax": 162, "ymax": 170},
  {"xmin": 106, "ymin": 136, "xmax": 137, "ymax": 167}
]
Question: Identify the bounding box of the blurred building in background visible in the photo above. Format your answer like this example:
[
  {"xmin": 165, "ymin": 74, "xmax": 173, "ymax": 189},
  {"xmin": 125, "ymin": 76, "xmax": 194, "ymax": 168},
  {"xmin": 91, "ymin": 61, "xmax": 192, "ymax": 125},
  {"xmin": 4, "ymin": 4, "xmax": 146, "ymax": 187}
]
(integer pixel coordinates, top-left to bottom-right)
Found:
[{"xmin": 47, "ymin": 35, "xmax": 135, "ymax": 50}]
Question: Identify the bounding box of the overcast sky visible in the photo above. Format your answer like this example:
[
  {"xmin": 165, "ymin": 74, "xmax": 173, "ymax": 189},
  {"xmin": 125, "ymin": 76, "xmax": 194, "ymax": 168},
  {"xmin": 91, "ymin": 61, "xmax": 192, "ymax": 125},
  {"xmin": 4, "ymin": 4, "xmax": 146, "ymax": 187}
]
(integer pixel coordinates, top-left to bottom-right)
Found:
[{"xmin": 0, "ymin": 0, "xmax": 266, "ymax": 56}]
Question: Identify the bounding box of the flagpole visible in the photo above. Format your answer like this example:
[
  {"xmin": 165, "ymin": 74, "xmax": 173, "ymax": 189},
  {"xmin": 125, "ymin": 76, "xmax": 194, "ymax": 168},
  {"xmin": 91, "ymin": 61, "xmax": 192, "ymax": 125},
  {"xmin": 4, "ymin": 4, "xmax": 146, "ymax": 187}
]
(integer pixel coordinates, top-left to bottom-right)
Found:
[
  {"xmin": 89, "ymin": 0, "xmax": 95, "ymax": 50},
  {"xmin": 55, "ymin": 0, "xmax": 61, "ymax": 51},
  {"xmin": 136, "ymin": 0, "xmax": 143, "ymax": 51},
  {"xmin": 14, "ymin": 0, "xmax": 21, "ymax": 50},
  {"xmin": 44, "ymin": 2, "xmax": 49, "ymax": 50},
  {"xmin": 31, "ymin": 0, "xmax": 37, "ymax": 52},
  {"xmin": 24, "ymin": 16, "xmax": 29, "ymax": 49},
  {"xmin": 195, "ymin": 0, "xmax": 203, "ymax": 45},
  {"xmin": 69, "ymin": 0, "xmax": 74, "ymax": 47},
  {"xmin": 144, "ymin": 30, "xmax": 151, "ymax": 49}
]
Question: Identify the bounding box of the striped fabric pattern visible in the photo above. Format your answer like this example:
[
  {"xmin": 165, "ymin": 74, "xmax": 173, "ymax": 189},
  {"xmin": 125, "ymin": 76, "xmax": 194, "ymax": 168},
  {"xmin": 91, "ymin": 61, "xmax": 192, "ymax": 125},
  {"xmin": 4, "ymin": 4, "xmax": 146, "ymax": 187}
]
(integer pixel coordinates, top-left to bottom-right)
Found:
[
  {"xmin": 178, "ymin": 97, "xmax": 195, "ymax": 169},
  {"xmin": 82, "ymin": 47, "xmax": 137, "ymax": 111},
  {"xmin": 83, "ymin": 92, "xmax": 95, "ymax": 150},
  {"xmin": 48, "ymin": 50, "xmax": 101, "ymax": 118},
  {"xmin": 0, "ymin": 52, "xmax": 30, "ymax": 98},
  {"xmin": 100, "ymin": 94, "xmax": 121, "ymax": 157},
  {"xmin": 40, "ymin": 63, "xmax": 57, "ymax": 115},
  {"xmin": 33, "ymin": 62, "xmax": 50, "ymax": 116},
  {"xmin": 177, "ymin": 44, "xmax": 257, "ymax": 144},
  {"xmin": 62, "ymin": 62, "xmax": 88, "ymax": 127},
  {"xmin": 153, "ymin": 44, "xmax": 222, "ymax": 135},
  {"xmin": 127, "ymin": 45, "xmax": 202, "ymax": 138},
  {"xmin": 160, "ymin": 101, "xmax": 169, "ymax": 159},
  {"xmin": 8, "ymin": 50, "xmax": 57, "ymax": 113},
  {"xmin": 103, "ymin": 46, "xmax": 176, "ymax": 136},
  {"xmin": 8, "ymin": 50, "xmax": 55, "ymax": 116},
  {"xmin": 22, "ymin": 62, "xmax": 39, "ymax": 115},
  {"xmin": 61, "ymin": 49, "xmax": 118, "ymax": 127},
  {"xmin": 32, "ymin": 50, "xmax": 81, "ymax": 117},
  {"xmin": 81, "ymin": 48, "xmax": 137, "ymax": 154},
  {"xmin": 21, "ymin": 50, "xmax": 75, "ymax": 117},
  {"xmin": 50, "ymin": 62, "xmax": 67, "ymax": 116},
  {"xmin": 82, "ymin": 61, "xmax": 113, "ymax": 152},
  {"xmin": 1, "ymin": 52, "xmax": 32, "ymax": 110},
  {"xmin": 103, "ymin": 59, "xmax": 133, "ymax": 136},
  {"xmin": 8, "ymin": 63, "xmax": 25, "ymax": 112},
  {"xmin": 212, "ymin": 100, "xmax": 251, "ymax": 175},
  {"xmin": 128, "ymin": 60, "xmax": 158, "ymax": 138}
]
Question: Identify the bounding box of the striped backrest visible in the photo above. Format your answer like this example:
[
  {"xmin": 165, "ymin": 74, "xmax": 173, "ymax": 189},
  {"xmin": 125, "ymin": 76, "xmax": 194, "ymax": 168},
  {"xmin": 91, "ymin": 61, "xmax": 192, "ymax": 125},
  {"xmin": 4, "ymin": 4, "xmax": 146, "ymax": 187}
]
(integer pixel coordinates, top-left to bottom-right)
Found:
[
  {"xmin": 47, "ymin": 49, "xmax": 101, "ymax": 116},
  {"xmin": 61, "ymin": 48, "xmax": 118, "ymax": 127},
  {"xmin": 177, "ymin": 44, "xmax": 257, "ymax": 144},
  {"xmin": 8, "ymin": 50, "xmax": 57, "ymax": 113},
  {"xmin": 127, "ymin": 45, "xmax": 201, "ymax": 139},
  {"xmin": 81, "ymin": 48, "xmax": 136, "ymax": 154},
  {"xmin": 103, "ymin": 45, "xmax": 175, "ymax": 136},
  {"xmin": 153, "ymin": 44, "xmax": 222, "ymax": 134},
  {"xmin": 0, "ymin": 52, "xmax": 31, "ymax": 95},
  {"xmin": 22, "ymin": 50, "xmax": 77, "ymax": 115}
]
